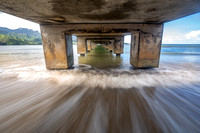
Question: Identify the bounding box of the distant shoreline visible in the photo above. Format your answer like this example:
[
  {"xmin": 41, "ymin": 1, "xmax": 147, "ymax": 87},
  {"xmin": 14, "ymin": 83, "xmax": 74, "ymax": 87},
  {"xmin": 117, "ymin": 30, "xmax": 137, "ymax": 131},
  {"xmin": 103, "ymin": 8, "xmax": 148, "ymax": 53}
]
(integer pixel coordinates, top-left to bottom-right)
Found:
[{"xmin": 0, "ymin": 27, "xmax": 42, "ymax": 45}]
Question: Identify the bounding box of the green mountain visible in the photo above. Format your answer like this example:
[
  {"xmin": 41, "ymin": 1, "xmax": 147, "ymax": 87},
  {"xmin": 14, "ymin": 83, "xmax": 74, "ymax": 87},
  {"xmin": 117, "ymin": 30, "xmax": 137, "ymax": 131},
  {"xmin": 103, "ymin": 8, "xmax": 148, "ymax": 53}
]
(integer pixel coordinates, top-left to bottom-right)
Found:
[{"xmin": 0, "ymin": 27, "xmax": 42, "ymax": 45}]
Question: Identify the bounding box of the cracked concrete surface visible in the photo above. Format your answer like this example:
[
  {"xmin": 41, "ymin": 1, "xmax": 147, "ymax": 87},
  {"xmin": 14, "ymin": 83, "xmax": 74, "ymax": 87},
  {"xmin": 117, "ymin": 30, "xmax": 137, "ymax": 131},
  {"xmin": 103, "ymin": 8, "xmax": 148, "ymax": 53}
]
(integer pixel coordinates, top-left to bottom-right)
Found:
[{"xmin": 0, "ymin": 0, "xmax": 199, "ymax": 24}]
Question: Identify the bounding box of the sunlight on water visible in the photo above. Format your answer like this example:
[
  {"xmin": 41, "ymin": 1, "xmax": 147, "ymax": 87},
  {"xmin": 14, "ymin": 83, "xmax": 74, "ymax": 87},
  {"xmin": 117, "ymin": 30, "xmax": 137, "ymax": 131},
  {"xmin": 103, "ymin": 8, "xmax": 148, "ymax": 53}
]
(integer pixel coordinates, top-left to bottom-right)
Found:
[{"xmin": 0, "ymin": 45, "xmax": 200, "ymax": 133}]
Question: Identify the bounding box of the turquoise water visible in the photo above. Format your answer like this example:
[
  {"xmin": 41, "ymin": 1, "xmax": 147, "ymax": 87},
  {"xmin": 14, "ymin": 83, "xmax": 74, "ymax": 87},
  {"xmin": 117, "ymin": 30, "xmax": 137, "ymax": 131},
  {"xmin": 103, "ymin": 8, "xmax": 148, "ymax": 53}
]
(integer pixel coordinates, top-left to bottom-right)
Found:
[
  {"xmin": 161, "ymin": 44, "xmax": 200, "ymax": 63},
  {"xmin": 162, "ymin": 44, "xmax": 200, "ymax": 55},
  {"xmin": 0, "ymin": 44, "xmax": 200, "ymax": 133}
]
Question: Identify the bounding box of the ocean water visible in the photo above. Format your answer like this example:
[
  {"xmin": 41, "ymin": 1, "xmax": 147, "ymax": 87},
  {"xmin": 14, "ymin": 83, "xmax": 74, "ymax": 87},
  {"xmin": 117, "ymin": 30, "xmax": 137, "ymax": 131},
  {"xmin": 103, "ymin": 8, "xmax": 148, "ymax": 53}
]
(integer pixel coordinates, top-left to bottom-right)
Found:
[{"xmin": 0, "ymin": 44, "xmax": 200, "ymax": 133}]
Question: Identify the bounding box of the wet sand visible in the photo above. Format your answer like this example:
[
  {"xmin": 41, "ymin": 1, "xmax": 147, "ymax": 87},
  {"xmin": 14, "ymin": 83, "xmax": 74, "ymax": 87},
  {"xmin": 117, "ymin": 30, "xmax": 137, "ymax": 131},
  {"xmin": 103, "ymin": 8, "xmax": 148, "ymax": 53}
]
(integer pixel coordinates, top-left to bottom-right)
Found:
[{"xmin": 0, "ymin": 45, "xmax": 200, "ymax": 133}]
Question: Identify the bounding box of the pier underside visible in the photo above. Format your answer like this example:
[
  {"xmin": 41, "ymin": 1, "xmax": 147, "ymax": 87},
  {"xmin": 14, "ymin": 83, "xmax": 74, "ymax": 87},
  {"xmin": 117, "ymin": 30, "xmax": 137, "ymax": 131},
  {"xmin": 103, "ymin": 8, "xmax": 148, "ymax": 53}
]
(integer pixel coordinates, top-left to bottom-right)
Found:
[
  {"xmin": 0, "ymin": 0, "xmax": 200, "ymax": 24},
  {"xmin": 41, "ymin": 23, "xmax": 163, "ymax": 69},
  {"xmin": 0, "ymin": 0, "xmax": 199, "ymax": 69}
]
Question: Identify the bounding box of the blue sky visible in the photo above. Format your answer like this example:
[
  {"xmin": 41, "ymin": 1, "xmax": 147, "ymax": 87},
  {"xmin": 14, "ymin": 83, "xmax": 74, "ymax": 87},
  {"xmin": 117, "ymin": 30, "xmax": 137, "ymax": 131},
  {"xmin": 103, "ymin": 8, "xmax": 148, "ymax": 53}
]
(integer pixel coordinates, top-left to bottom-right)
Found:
[
  {"xmin": 163, "ymin": 12, "xmax": 200, "ymax": 44},
  {"xmin": 0, "ymin": 12, "xmax": 200, "ymax": 44}
]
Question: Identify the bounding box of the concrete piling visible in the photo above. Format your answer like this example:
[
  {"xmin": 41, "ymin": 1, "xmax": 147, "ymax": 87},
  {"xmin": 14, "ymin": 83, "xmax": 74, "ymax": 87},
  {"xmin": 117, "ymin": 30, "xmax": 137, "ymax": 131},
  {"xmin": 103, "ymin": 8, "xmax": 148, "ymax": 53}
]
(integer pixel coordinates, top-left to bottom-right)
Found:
[{"xmin": 40, "ymin": 24, "xmax": 163, "ymax": 69}]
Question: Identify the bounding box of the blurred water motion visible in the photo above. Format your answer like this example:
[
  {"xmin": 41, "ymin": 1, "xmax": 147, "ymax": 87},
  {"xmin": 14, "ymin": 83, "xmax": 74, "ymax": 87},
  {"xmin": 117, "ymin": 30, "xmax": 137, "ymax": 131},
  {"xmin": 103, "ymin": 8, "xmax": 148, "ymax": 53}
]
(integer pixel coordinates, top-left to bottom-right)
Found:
[{"xmin": 0, "ymin": 45, "xmax": 200, "ymax": 133}]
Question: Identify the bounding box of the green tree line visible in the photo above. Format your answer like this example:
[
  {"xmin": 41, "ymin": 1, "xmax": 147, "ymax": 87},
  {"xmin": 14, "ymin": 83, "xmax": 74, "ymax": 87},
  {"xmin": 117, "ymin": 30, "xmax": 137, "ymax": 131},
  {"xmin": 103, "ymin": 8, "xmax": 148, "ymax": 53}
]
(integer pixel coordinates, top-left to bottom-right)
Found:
[{"xmin": 0, "ymin": 27, "xmax": 42, "ymax": 45}]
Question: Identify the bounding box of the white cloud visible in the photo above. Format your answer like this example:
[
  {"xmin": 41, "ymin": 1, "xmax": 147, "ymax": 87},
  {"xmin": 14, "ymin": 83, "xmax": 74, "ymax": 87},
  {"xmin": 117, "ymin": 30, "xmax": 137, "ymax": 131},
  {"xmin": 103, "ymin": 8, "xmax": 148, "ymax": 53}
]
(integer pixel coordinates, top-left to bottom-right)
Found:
[
  {"xmin": 162, "ymin": 29, "xmax": 200, "ymax": 44},
  {"xmin": 0, "ymin": 12, "xmax": 40, "ymax": 32},
  {"xmin": 185, "ymin": 30, "xmax": 200, "ymax": 40},
  {"xmin": 162, "ymin": 34, "xmax": 184, "ymax": 44}
]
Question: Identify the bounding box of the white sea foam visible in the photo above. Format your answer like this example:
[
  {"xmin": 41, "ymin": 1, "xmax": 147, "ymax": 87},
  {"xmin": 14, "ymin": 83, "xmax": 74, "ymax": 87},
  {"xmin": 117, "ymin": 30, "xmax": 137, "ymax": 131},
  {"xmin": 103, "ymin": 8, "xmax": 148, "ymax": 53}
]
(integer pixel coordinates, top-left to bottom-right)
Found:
[{"xmin": 1, "ymin": 64, "xmax": 199, "ymax": 89}]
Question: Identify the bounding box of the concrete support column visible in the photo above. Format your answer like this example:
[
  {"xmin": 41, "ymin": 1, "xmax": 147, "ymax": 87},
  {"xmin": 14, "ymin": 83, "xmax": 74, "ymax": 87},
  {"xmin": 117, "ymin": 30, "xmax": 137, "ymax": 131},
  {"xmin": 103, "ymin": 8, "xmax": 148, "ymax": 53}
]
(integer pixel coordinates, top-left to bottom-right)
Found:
[
  {"xmin": 77, "ymin": 37, "xmax": 87, "ymax": 55},
  {"xmin": 101, "ymin": 40, "xmax": 114, "ymax": 51},
  {"xmin": 130, "ymin": 24, "xmax": 163, "ymax": 68},
  {"xmin": 40, "ymin": 25, "xmax": 73, "ymax": 69},
  {"xmin": 86, "ymin": 40, "xmax": 92, "ymax": 52},
  {"xmin": 108, "ymin": 40, "xmax": 115, "ymax": 52},
  {"xmin": 101, "ymin": 43, "xmax": 108, "ymax": 50},
  {"xmin": 91, "ymin": 41, "xmax": 98, "ymax": 50},
  {"xmin": 114, "ymin": 36, "xmax": 124, "ymax": 55}
]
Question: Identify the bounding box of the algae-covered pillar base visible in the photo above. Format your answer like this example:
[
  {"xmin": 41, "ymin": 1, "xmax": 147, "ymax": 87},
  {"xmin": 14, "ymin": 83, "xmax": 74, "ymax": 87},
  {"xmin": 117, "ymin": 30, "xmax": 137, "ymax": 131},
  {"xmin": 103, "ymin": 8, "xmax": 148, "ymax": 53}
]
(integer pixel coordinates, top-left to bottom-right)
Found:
[
  {"xmin": 40, "ymin": 25, "xmax": 74, "ymax": 69},
  {"xmin": 130, "ymin": 24, "xmax": 163, "ymax": 68}
]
